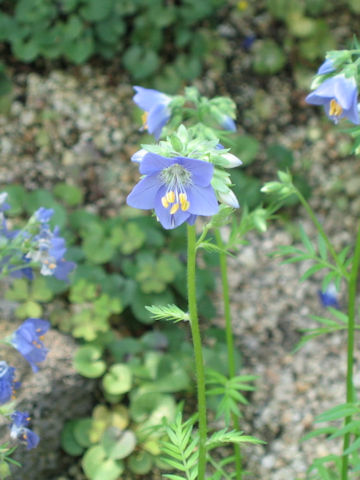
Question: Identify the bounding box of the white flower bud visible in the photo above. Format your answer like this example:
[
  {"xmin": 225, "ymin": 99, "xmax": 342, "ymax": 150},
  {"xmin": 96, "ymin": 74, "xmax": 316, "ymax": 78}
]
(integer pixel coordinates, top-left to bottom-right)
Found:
[
  {"xmin": 218, "ymin": 190, "xmax": 239, "ymax": 208},
  {"xmin": 222, "ymin": 152, "xmax": 242, "ymax": 168}
]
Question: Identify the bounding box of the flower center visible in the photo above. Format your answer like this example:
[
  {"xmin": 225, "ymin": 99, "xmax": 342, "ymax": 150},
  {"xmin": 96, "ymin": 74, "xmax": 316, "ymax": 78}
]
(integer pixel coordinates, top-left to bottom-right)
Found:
[
  {"xmin": 329, "ymin": 99, "xmax": 343, "ymax": 118},
  {"xmin": 159, "ymin": 163, "xmax": 192, "ymax": 213}
]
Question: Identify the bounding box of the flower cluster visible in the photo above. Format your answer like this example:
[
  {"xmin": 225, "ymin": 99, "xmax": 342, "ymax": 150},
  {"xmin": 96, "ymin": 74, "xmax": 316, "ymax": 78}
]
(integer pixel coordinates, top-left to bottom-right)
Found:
[
  {"xmin": 306, "ymin": 57, "xmax": 359, "ymax": 125},
  {"xmin": 25, "ymin": 208, "xmax": 75, "ymax": 281},
  {"xmin": 133, "ymin": 86, "xmax": 237, "ymax": 140},
  {"xmin": 10, "ymin": 411, "xmax": 39, "ymax": 450}
]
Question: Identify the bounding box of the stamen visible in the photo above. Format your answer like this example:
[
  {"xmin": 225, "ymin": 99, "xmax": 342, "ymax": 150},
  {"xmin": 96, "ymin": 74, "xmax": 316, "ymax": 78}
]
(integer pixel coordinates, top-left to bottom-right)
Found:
[
  {"xmin": 166, "ymin": 191, "xmax": 175, "ymax": 203},
  {"xmin": 181, "ymin": 200, "xmax": 190, "ymax": 211},
  {"xmin": 49, "ymin": 263, "xmax": 56, "ymax": 270},
  {"xmin": 141, "ymin": 112, "xmax": 148, "ymax": 129},
  {"xmin": 161, "ymin": 196, "xmax": 169, "ymax": 208},
  {"xmin": 179, "ymin": 193, "xmax": 187, "ymax": 203},
  {"xmin": 170, "ymin": 203, "xmax": 179, "ymax": 214},
  {"xmin": 329, "ymin": 99, "xmax": 343, "ymax": 117}
]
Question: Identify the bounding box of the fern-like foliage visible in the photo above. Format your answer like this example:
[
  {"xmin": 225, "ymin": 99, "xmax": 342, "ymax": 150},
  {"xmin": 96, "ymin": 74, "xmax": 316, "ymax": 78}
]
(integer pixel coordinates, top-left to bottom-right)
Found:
[
  {"xmin": 206, "ymin": 369, "xmax": 256, "ymax": 425},
  {"xmin": 161, "ymin": 411, "xmax": 199, "ymax": 480},
  {"xmin": 145, "ymin": 304, "xmax": 189, "ymax": 323}
]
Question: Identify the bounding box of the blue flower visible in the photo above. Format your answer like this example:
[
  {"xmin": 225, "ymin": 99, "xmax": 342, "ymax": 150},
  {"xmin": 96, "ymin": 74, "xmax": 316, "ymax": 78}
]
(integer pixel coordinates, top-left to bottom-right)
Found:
[
  {"xmin": 127, "ymin": 153, "xmax": 219, "ymax": 229},
  {"xmin": 220, "ymin": 115, "xmax": 236, "ymax": 131},
  {"xmin": 318, "ymin": 283, "xmax": 339, "ymax": 309},
  {"xmin": 306, "ymin": 74, "xmax": 359, "ymax": 125},
  {"xmin": 35, "ymin": 207, "xmax": 54, "ymax": 223},
  {"xmin": 27, "ymin": 225, "xmax": 75, "ymax": 281},
  {"xmin": 133, "ymin": 86, "xmax": 172, "ymax": 140},
  {"xmin": 11, "ymin": 318, "xmax": 50, "ymax": 372},
  {"xmin": 0, "ymin": 362, "xmax": 20, "ymax": 404},
  {"xmin": 10, "ymin": 411, "xmax": 39, "ymax": 450},
  {"xmin": 317, "ymin": 59, "xmax": 335, "ymax": 75},
  {"xmin": 0, "ymin": 192, "xmax": 10, "ymax": 213}
]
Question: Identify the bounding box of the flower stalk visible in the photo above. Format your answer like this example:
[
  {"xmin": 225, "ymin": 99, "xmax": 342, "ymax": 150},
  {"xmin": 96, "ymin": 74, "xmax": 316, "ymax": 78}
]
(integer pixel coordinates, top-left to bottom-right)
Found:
[
  {"xmin": 215, "ymin": 228, "xmax": 243, "ymax": 479},
  {"xmin": 340, "ymin": 221, "xmax": 360, "ymax": 480},
  {"xmin": 187, "ymin": 224, "xmax": 208, "ymax": 480}
]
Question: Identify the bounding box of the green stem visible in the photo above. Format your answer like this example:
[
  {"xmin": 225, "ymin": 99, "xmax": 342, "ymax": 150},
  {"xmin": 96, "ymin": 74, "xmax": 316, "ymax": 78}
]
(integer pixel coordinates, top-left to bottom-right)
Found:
[
  {"xmin": 340, "ymin": 222, "xmax": 360, "ymax": 480},
  {"xmin": 214, "ymin": 228, "xmax": 242, "ymax": 479},
  {"xmin": 294, "ymin": 187, "xmax": 349, "ymax": 280},
  {"xmin": 187, "ymin": 224, "xmax": 208, "ymax": 480}
]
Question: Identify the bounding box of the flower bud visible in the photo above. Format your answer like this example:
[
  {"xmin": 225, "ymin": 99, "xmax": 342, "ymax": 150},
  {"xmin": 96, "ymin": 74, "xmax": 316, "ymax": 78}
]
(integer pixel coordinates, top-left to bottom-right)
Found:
[{"xmin": 218, "ymin": 190, "xmax": 239, "ymax": 208}]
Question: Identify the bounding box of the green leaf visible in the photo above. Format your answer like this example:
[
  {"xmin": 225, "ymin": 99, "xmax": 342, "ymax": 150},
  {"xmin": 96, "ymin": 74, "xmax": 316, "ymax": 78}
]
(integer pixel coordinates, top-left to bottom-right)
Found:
[
  {"xmin": 80, "ymin": 0, "xmax": 113, "ymax": 21},
  {"xmin": 73, "ymin": 345, "xmax": 106, "ymax": 378},
  {"xmin": 82, "ymin": 445, "xmax": 124, "ymax": 480},
  {"xmin": 73, "ymin": 418, "xmax": 93, "ymax": 448},
  {"xmin": 101, "ymin": 427, "xmax": 136, "ymax": 460},
  {"xmin": 127, "ymin": 451, "xmax": 153, "ymax": 474},
  {"xmin": 300, "ymin": 263, "xmax": 324, "ymax": 281},
  {"xmin": 252, "ymin": 39, "xmax": 286, "ymax": 74},
  {"xmin": 61, "ymin": 421, "xmax": 84, "ymax": 456},
  {"xmin": 145, "ymin": 304, "xmax": 189, "ymax": 323},
  {"xmin": 53, "ymin": 182, "xmax": 84, "ymax": 206},
  {"xmin": 317, "ymin": 234, "xmax": 328, "ymax": 261},
  {"xmin": 299, "ymin": 224, "xmax": 315, "ymax": 253},
  {"xmin": 102, "ymin": 364, "xmax": 132, "ymax": 395},
  {"xmin": 64, "ymin": 31, "xmax": 94, "ymax": 64}
]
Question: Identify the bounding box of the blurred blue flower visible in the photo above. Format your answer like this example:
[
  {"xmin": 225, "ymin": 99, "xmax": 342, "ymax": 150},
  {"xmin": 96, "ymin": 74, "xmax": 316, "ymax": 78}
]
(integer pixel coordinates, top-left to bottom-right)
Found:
[
  {"xmin": 133, "ymin": 86, "xmax": 172, "ymax": 140},
  {"xmin": 27, "ymin": 225, "xmax": 75, "ymax": 281},
  {"xmin": 0, "ymin": 192, "xmax": 10, "ymax": 213},
  {"xmin": 0, "ymin": 361, "xmax": 20, "ymax": 404},
  {"xmin": 10, "ymin": 411, "xmax": 39, "ymax": 450},
  {"xmin": 11, "ymin": 318, "xmax": 50, "ymax": 372},
  {"xmin": 306, "ymin": 74, "xmax": 359, "ymax": 125},
  {"xmin": 220, "ymin": 114, "xmax": 236, "ymax": 131},
  {"xmin": 317, "ymin": 59, "xmax": 335, "ymax": 75},
  {"xmin": 127, "ymin": 153, "xmax": 218, "ymax": 229},
  {"xmin": 35, "ymin": 207, "xmax": 54, "ymax": 223},
  {"xmin": 318, "ymin": 283, "xmax": 339, "ymax": 309}
]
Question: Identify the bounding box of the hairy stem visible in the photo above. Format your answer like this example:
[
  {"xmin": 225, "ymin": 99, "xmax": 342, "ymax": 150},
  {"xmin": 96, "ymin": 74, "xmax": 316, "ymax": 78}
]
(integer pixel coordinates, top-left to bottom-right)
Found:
[{"xmin": 187, "ymin": 224, "xmax": 208, "ymax": 480}]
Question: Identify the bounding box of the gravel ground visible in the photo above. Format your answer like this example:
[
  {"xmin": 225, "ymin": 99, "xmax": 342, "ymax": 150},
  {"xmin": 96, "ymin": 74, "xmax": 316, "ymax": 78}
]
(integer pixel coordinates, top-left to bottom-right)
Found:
[{"xmin": 1, "ymin": 12, "xmax": 360, "ymax": 479}]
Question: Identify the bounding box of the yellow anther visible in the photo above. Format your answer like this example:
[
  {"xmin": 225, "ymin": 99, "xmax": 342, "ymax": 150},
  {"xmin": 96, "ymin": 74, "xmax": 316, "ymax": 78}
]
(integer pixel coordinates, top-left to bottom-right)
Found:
[
  {"xmin": 161, "ymin": 196, "xmax": 169, "ymax": 208},
  {"xmin": 179, "ymin": 193, "xmax": 187, "ymax": 204},
  {"xmin": 49, "ymin": 263, "xmax": 56, "ymax": 270},
  {"xmin": 181, "ymin": 200, "xmax": 190, "ymax": 211},
  {"xmin": 39, "ymin": 335, "xmax": 45, "ymax": 341},
  {"xmin": 141, "ymin": 112, "xmax": 148, "ymax": 129},
  {"xmin": 170, "ymin": 203, "xmax": 179, "ymax": 214},
  {"xmin": 329, "ymin": 99, "xmax": 343, "ymax": 117},
  {"xmin": 166, "ymin": 191, "xmax": 175, "ymax": 203}
]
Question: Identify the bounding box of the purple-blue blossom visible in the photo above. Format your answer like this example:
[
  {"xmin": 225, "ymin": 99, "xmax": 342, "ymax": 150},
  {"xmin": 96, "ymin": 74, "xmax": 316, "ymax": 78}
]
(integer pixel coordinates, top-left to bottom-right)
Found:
[
  {"xmin": 220, "ymin": 114, "xmax": 236, "ymax": 131},
  {"xmin": 0, "ymin": 361, "xmax": 20, "ymax": 404},
  {"xmin": 10, "ymin": 411, "xmax": 39, "ymax": 450},
  {"xmin": 318, "ymin": 283, "xmax": 339, "ymax": 309},
  {"xmin": 127, "ymin": 153, "xmax": 219, "ymax": 229},
  {"xmin": 305, "ymin": 74, "xmax": 359, "ymax": 125},
  {"xmin": 35, "ymin": 207, "xmax": 54, "ymax": 223},
  {"xmin": 317, "ymin": 59, "xmax": 335, "ymax": 75},
  {"xmin": 133, "ymin": 86, "xmax": 172, "ymax": 140},
  {"xmin": 10, "ymin": 318, "xmax": 50, "ymax": 372},
  {"xmin": 27, "ymin": 224, "xmax": 75, "ymax": 281}
]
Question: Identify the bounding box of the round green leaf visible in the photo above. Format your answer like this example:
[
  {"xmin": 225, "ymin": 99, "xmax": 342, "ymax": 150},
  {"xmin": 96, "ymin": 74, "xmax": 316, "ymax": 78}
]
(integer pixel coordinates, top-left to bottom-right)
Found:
[
  {"xmin": 127, "ymin": 451, "xmax": 153, "ymax": 474},
  {"xmin": 101, "ymin": 427, "xmax": 136, "ymax": 460},
  {"xmin": 73, "ymin": 418, "xmax": 93, "ymax": 448},
  {"xmin": 102, "ymin": 364, "xmax": 132, "ymax": 395},
  {"xmin": 61, "ymin": 421, "xmax": 84, "ymax": 456},
  {"xmin": 74, "ymin": 345, "xmax": 106, "ymax": 378}
]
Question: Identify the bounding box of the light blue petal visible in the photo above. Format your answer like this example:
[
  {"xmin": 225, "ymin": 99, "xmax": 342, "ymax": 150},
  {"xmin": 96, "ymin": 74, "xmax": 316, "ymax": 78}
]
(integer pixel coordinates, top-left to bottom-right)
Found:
[
  {"xmin": 317, "ymin": 59, "xmax": 335, "ymax": 75},
  {"xmin": 147, "ymin": 104, "xmax": 171, "ymax": 139},
  {"xmin": 334, "ymin": 76, "xmax": 356, "ymax": 110},
  {"xmin": 139, "ymin": 153, "xmax": 174, "ymax": 175},
  {"xmin": 221, "ymin": 115, "xmax": 236, "ymax": 131},
  {"xmin": 127, "ymin": 174, "xmax": 161, "ymax": 209},
  {"xmin": 177, "ymin": 157, "xmax": 214, "ymax": 187},
  {"xmin": 187, "ymin": 184, "xmax": 219, "ymax": 216},
  {"xmin": 133, "ymin": 86, "xmax": 171, "ymax": 111}
]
